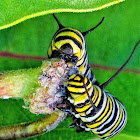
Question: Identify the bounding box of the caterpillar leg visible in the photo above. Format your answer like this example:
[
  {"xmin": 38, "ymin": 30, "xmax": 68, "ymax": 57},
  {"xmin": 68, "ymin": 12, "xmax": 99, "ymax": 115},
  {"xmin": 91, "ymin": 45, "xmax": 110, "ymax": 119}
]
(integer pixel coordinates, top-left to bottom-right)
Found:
[
  {"xmin": 0, "ymin": 110, "xmax": 67, "ymax": 140},
  {"xmin": 56, "ymin": 100, "xmax": 87, "ymax": 132},
  {"xmin": 69, "ymin": 117, "xmax": 87, "ymax": 132}
]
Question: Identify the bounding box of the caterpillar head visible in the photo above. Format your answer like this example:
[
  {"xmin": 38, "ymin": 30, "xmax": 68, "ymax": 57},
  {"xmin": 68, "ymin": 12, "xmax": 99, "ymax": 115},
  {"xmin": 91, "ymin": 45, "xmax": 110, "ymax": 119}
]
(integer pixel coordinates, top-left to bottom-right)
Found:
[
  {"xmin": 47, "ymin": 14, "xmax": 104, "ymax": 64},
  {"xmin": 47, "ymin": 27, "xmax": 84, "ymax": 64}
]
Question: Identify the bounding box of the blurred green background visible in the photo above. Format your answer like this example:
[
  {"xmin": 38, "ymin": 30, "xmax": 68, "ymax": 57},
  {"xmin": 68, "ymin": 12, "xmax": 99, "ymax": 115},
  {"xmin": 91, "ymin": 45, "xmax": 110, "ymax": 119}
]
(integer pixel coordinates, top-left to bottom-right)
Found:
[{"xmin": 0, "ymin": 0, "xmax": 140, "ymax": 139}]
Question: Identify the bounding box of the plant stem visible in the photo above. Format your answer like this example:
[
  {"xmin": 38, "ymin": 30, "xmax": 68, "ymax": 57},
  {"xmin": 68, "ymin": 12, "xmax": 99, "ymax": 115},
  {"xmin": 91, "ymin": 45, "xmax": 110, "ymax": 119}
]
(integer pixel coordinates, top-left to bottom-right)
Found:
[
  {"xmin": 0, "ymin": 67, "xmax": 41, "ymax": 99},
  {"xmin": 0, "ymin": 110, "xmax": 67, "ymax": 139}
]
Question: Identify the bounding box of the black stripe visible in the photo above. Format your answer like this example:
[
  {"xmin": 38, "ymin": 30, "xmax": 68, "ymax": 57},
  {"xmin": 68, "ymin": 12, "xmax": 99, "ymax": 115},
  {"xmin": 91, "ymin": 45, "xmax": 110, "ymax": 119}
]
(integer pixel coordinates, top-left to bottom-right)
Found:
[
  {"xmin": 78, "ymin": 51, "xmax": 88, "ymax": 67},
  {"xmin": 77, "ymin": 90, "xmax": 104, "ymax": 117},
  {"xmin": 109, "ymin": 107, "xmax": 126, "ymax": 137},
  {"xmin": 68, "ymin": 86, "xmax": 92, "ymax": 95},
  {"xmin": 91, "ymin": 86, "xmax": 102, "ymax": 107},
  {"xmin": 86, "ymin": 95, "xmax": 110, "ymax": 128},
  {"xmin": 68, "ymin": 79, "xmax": 90, "ymax": 88},
  {"xmin": 78, "ymin": 49, "xmax": 87, "ymax": 61},
  {"xmin": 56, "ymin": 28, "xmax": 84, "ymax": 42},
  {"xmin": 74, "ymin": 86, "xmax": 94, "ymax": 108},
  {"xmin": 68, "ymin": 78, "xmax": 83, "ymax": 83},
  {"xmin": 75, "ymin": 102, "xmax": 90, "ymax": 109},
  {"xmin": 77, "ymin": 105, "xmax": 93, "ymax": 114},
  {"xmin": 85, "ymin": 91, "xmax": 104, "ymax": 119},
  {"xmin": 69, "ymin": 74, "xmax": 84, "ymax": 83},
  {"xmin": 74, "ymin": 86, "xmax": 95, "ymax": 109},
  {"xmin": 89, "ymin": 70, "xmax": 93, "ymax": 79},
  {"xmin": 90, "ymin": 87, "xmax": 95, "ymax": 101},
  {"xmin": 97, "ymin": 98, "xmax": 119, "ymax": 134},
  {"xmin": 95, "ymin": 96, "xmax": 111, "ymax": 123},
  {"xmin": 84, "ymin": 64, "xmax": 90, "ymax": 77},
  {"xmin": 55, "ymin": 36, "xmax": 82, "ymax": 49}
]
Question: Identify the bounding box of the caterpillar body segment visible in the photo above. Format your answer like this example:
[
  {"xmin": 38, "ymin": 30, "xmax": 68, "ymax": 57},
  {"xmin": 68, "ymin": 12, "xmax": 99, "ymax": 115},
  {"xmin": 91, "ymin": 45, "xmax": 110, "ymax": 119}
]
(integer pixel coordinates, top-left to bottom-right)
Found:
[
  {"xmin": 67, "ymin": 74, "xmax": 127, "ymax": 139},
  {"xmin": 65, "ymin": 40, "xmax": 139, "ymax": 138}
]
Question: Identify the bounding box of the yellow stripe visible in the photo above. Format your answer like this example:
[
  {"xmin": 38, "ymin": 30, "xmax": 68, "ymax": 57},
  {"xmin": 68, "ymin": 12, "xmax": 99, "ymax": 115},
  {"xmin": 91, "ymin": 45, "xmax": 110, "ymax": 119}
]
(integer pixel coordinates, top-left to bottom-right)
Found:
[
  {"xmin": 54, "ymin": 40, "xmax": 65, "ymax": 50},
  {"xmin": 73, "ymin": 86, "xmax": 93, "ymax": 104},
  {"xmin": 102, "ymin": 105, "xmax": 123, "ymax": 137},
  {"xmin": 68, "ymin": 80, "xmax": 91, "ymax": 93},
  {"xmin": 96, "ymin": 96, "xmax": 112, "ymax": 121},
  {"xmin": 93, "ymin": 86, "xmax": 102, "ymax": 106},
  {"xmin": 69, "ymin": 74, "xmax": 76, "ymax": 80},
  {"xmin": 68, "ymin": 86, "xmax": 85, "ymax": 93},
  {"xmin": 79, "ymin": 63, "xmax": 86, "ymax": 73},
  {"xmin": 92, "ymin": 86, "xmax": 98, "ymax": 103},
  {"xmin": 59, "ymin": 28, "xmax": 84, "ymax": 41},
  {"xmin": 70, "ymin": 93, "xmax": 81, "ymax": 98},
  {"xmin": 68, "ymin": 81, "xmax": 83, "ymax": 86},
  {"xmin": 74, "ymin": 76, "xmax": 81, "ymax": 81},
  {"xmin": 77, "ymin": 55, "xmax": 85, "ymax": 65},
  {"xmin": 87, "ymin": 97, "xmax": 112, "ymax": 128},
  {"xmin": 55, "ymin": 40, "xmax": 81, "ymax": 57},
  {"xmin": 68, "ymin": 75, "xmax": 89, "ymax": 86},
  {"xmin": 76, "ymin": 103, "xmax": 91, "ymax": 112},
  {"xmin": 47, "ymin": 45, "xmax": 52, "ymax": 57},
  {"xmin": 72, "ymin": 85, "xmax": 101, "ymax": 107},
  {"xmin": 55, "ymin": 31, "xmax": 83, "ymax": 45},
  {"xmin": 86, "ymin": 85, "xmax": 94, "ymax": 97},
  {"xmin": 79, "ymin": 112, "xmax": 85, "ymax": 116},
  {"xmin": 78, "ymin": 58, "xmax": 87, "ymax": 71},
  {"xmin": 74, "ymin": 94, "xmax": 88, "ymax": 104},
  {"xmin": 0, "ymin": 0, "xmax": 125, "ymax": 30}
]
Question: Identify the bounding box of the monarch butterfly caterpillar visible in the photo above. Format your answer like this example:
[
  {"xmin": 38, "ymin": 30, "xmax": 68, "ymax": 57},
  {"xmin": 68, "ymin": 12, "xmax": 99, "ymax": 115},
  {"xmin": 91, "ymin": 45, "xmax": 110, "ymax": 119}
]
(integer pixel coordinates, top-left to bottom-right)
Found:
[
  {"xmin": 66, "ymin": 41, "xmax": 139, "ymax": 139},
  {"xmin": 48, "ymin": 14, "xmax": 104, "ymax": 85}
]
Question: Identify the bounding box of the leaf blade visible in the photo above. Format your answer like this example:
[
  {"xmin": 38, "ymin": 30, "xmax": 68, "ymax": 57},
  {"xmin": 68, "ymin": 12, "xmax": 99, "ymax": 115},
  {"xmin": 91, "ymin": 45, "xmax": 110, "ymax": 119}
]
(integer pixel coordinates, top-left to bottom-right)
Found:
[{"xmin": 0, "ymin": 0, "xmax": 125, "ymax": 30}]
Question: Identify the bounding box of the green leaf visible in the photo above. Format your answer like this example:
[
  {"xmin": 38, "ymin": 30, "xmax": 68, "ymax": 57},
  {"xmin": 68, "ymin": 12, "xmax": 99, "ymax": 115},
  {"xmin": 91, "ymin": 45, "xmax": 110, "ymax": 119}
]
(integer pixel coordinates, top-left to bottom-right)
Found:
[
  {"xmin": 0, "ymin": 0, "xmax": 140, "ymax": 139},
  {"xmin": 0, "ymin": 0, "xmax": 125, "ymax": 30}
]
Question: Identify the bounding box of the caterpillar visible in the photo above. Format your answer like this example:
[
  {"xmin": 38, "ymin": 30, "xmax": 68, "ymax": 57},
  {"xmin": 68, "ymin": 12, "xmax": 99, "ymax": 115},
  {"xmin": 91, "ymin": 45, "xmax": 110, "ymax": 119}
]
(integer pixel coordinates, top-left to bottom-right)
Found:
[
  {"xmin": 47, "ymin": 14, "xmax": 104, "ymax": 85},
  {"xmin": 67, "ymin": 74, "xmax": 127, "ymax": 139},
  {"xmin": 66, "ymin": 41, "xmax": 139, "ymax": 139}
]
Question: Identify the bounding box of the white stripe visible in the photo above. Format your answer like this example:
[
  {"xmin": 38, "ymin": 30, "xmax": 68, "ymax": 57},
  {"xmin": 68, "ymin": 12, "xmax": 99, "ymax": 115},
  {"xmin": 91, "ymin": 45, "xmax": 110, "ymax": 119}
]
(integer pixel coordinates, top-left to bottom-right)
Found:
[
  {"xmin": 80, "ymin": 91, "xmax": 107, "ymax": 122},
  {"xmin": 96, "ymin": 97, "xmax": 120, "ymax": 134}
]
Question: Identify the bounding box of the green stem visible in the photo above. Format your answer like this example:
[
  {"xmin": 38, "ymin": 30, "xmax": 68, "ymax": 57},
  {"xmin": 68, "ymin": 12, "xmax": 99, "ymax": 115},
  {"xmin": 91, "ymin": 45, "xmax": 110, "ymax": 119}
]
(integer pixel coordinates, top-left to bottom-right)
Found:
[
  {"xmin": 0, "ymin": 110, "xmax": 67, "ymax": 140},
  {"xmin": 0, "ymin": 67, "xmax": 41, "ymax": 99}
]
